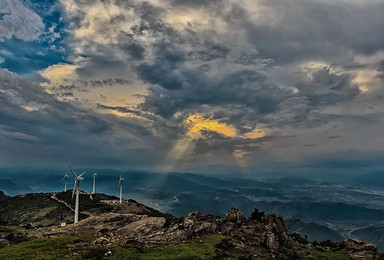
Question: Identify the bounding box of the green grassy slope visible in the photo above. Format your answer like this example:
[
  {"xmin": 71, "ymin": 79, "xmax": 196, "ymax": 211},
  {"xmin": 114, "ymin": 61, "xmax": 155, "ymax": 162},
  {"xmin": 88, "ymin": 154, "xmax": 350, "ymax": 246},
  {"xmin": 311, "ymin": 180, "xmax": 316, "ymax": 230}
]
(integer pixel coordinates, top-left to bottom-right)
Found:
[{"xmin": 0, "ymin": 193, "xmax": 77, "ymax": 226}]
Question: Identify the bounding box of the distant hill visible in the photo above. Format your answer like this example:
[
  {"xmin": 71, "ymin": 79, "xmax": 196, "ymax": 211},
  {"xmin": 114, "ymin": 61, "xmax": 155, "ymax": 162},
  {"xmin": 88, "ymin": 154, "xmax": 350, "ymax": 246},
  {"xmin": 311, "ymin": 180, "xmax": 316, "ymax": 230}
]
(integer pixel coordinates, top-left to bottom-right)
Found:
[
  {"xmin": 352, "ymin": 224, "xmax": 384, "ymax": 251},
  {"xmin": 351, "ymin": 171, "xmax": 384, "ymax": 187},
  {"xmin": 0, "ymin": 192, "xmax": 77, "ymax": 226},
  {"xmin": 287, "ymin": 219, "xmax": 344, "ymax": 242},
  {"xmin": 0, "ymin": 179, "xmax": 32, "ymax": 196},
  {"xmin": 0, "ymin": 191, "xmax": 9, "ymax": 201}
]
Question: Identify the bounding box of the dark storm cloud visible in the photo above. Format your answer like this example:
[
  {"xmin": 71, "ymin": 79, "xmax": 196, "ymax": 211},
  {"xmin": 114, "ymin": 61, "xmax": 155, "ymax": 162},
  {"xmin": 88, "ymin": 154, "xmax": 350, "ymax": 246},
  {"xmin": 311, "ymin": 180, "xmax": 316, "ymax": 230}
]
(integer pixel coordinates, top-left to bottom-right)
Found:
[
  {"xmin": 192, "ymin": 130, "xmax": 272, "ymax": 160},
  {"xmin": 55, "ymin": 0, "xmax": 383, "ymax": 165},
  {"xmin": 0, "ymin": 69, "xmax": 110, "ymax": 141},
  {"xmin": 0, "ymin": 69, "xmax": 164, "ymax": 167},
  {"xmin": 96, "ymin": 103, "xmax": 138, "ymax": 114},
  {"xmin": 82, "ymin": 79, "xmax": 132, "ymax": 88},
  {"xmin": 139, "ymin": 67, "xmax": 290, "ymax": 119},
  {"xmin": 295, "ymin": 68, "xmax": 360, "ymax": 108},
  {"xmin": 2, "ymin": 0, "xmax": 383, "ymax": 170},
  {"xmin": 239, "ymin": 0, "xmax": 384, "ymax": 63},
  {"xmin": 169, "ymin": 0, "xmax": 222, "ymax": 7}
]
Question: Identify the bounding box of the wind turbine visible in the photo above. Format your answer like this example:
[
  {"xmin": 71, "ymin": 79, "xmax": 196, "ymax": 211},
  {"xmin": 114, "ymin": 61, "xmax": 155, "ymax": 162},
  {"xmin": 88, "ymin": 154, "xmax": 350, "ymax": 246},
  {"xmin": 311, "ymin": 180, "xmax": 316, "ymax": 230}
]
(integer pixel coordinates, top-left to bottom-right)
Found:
[
  {"xmin": 62, "ymin": 172, "xmax": 69, "ymax": 192},
  {"xmin": 69, "ymin": 165, "xmax": 86, "ymax": 223},
  {"xmin": 119, "ymin": 176, "xmax": 124, "ymax": 204},
  {"xmin": 92, "ymin": 172, "xmax": 97, "ymax": 194}
]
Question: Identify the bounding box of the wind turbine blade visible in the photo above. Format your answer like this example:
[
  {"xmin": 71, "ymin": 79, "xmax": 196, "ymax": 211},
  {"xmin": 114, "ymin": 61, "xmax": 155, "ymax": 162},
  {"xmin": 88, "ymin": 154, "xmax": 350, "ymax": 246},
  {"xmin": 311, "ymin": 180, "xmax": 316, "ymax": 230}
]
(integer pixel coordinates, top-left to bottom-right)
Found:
[
  {"xmin": 78, "ymin": 171, "xmax": 86, "ymax": 178},
  {"xmin": 72, "ymin": 180, "xmax": 76, "ymax": 199},
  {"xmin": 61, "ymin": 176, "xmax": 66, "ymax": 182},
  {"xmin": 69, "ymin": 165, "xmax": 77, "ymax": 178}
]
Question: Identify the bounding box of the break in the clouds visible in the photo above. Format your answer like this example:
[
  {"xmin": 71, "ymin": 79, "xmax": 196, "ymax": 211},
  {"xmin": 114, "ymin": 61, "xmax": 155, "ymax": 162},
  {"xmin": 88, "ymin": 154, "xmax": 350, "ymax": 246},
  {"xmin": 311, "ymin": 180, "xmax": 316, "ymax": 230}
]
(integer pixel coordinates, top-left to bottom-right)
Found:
[{"xmin": 1, "ymin": 0, "xmax": 384, "ymax": 172}]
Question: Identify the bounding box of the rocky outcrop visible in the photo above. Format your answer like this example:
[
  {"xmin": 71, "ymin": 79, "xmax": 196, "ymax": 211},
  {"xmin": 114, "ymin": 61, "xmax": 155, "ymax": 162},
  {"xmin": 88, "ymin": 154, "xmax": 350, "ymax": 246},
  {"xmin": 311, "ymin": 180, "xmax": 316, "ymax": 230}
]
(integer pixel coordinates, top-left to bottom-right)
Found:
[
  {"xmin": 311, "ymin": 237, "xmax": 382, "ymax": 260},
  {"xmin": 342, "ymin": 238, "xmax": 379, "ymax": 260},
  {"xmin": 0, "ymin": 238, "xmax": 10, "ymax": 248},
  {"xmin": 225, "ymin": 208, "xmax": 246, "ymax": 224},
  {"xmin": 32, "ymin": 207, "xmax": 384, "ymax": 260}
]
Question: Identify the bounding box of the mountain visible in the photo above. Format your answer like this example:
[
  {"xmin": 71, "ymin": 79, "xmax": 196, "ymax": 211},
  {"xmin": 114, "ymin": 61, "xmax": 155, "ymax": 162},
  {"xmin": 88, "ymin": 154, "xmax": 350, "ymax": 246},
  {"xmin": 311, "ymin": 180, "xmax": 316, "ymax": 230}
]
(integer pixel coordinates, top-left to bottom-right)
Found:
[
  {"xmin": 0, "ymin": 192, "xmax": 382, "ymax": 259},
  {"xmin": 0, "ymin": 191, "xmax": 9, "ymax": 201},
  {"xmin": 287, "ymin": 219, "xmax": 344, "ymax": 242},
  {"xmin": 352, "ymin": 224, "xmax": 384, "ymax": 251},
  {"xmin": 0, "ymin": 179, "xmax": 32, "ymax": 196}
]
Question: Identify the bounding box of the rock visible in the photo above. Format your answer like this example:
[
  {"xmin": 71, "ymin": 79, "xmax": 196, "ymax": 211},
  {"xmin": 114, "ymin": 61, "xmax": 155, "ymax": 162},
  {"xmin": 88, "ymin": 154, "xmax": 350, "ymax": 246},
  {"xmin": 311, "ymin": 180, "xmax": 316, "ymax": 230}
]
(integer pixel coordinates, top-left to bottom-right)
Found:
[
  {"xmin": 27, "ymin": 205, "xmax": 383, "ymax": 260},
  {"xmin": 267, "ymin": 213, "xmax": 287, "ymax": 234},
  {"xmin": 6, "ymin": 230, "xmax": 28, "ymax": 243},
  {"xmin": 0, "ymin": 238, "xmax": 10, "ymax": 248},
  {"xmin": 342, "ymin": 238, "xmax": 379, "ymax": 260},
  {"xmin": 117, "ymin": 216, "xmax": 166, "ymax": 240},
  {"xmin": 225, "ymin": 208, "xmax": 246, "ymax": 224},
  {"xmin": 267, "ymin": 233, "xmax": 280, "ymax": 251},
  {"xmin": 179, "ymin": 211, "xmax": 218, "ymax": 238},
  {"xmin": 94, "ymin": 237, "xmax": 110, "ymax": 245},
  {"xmin": 250, "ymin": 208, "xmax": 266, "ymax": 222}
]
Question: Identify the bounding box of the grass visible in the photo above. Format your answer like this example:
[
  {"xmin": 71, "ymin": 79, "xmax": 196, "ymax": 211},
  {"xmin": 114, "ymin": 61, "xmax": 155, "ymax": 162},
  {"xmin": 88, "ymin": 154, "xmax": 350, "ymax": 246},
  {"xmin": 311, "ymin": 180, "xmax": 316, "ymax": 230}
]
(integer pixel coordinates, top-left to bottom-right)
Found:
[
  {"xmin": 0, "ymin": 233, "xmax": 361, "ymax": 260},
  {"xmin": 109, "ymin": 234, "xmax": 227, "ymax": 260},
  {"xmin": 0, "ymin": 236, "xmax": 80, "ymax": 260},
  {"xmin": 0, "ymin": 234, "xmax": 227, "ymax": 259},
  {"xmin": 0, "ymin": 193, "xmax": 75, "ymax": 227},
  {"xmin": 309, "ymin": 249, "xmax": 358, "ymax": 260}
]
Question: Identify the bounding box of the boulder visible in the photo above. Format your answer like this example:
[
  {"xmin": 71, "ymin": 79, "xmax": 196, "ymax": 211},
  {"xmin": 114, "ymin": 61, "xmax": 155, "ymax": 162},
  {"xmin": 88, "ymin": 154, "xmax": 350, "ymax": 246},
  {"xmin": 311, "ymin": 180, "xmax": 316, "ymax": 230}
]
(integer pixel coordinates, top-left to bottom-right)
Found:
[
  {"xmin": 0, "ymin": 238, "xmax": 10, "ymax": 248},
  {"xmin": 267, "ymin": 233, "xmax": 279, "ymax": 251},
  {"xmin": 225, "ymin": 208, "xmax": 246, "ymax": 224},
  {"xmin": 342, "ymin": 238, "xmax": 379, "ymax": 260}
]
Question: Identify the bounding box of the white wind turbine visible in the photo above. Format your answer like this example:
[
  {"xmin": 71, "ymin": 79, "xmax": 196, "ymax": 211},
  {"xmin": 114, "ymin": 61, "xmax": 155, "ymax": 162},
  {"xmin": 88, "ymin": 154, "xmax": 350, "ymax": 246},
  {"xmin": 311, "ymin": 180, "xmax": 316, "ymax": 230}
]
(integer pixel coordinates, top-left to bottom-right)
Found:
[
  {"xmin": 92, "ymin": 172, "xmax": 97, "ymax": 194},
  {"xmin": 69, "ymin": 165, "xmax": 86, "ymax": 223},
  {"xmin": 119, "ymin": 176, "xmax": 124, "ymax": 204},
  {"xmin": 62, "ymin": 172, "xmax": 69, "ymax": 192}
]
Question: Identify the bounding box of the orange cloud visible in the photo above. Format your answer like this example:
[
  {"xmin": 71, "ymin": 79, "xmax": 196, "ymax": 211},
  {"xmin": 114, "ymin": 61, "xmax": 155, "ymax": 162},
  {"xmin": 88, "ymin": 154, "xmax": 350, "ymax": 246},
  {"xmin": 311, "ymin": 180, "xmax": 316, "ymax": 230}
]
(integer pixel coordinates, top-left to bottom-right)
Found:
[{"xmin": 186, "ymin": 114, "xmax": 236, "ymax": 138}]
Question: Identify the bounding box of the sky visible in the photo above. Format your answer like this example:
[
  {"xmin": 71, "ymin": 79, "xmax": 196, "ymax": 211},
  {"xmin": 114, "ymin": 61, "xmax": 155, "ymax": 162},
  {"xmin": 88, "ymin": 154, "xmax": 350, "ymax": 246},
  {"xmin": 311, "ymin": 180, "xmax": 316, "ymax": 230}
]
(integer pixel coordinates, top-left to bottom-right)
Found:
[{"xmin": 1, "ymin": 0, "xmax": 384, "ymax": 174}]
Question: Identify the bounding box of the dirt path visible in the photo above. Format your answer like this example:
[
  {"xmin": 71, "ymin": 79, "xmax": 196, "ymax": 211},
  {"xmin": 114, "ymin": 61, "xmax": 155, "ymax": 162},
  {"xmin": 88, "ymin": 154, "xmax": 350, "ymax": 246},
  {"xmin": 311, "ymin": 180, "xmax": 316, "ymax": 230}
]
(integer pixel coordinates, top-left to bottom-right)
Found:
[
  {"xmin": 51, "ymin": 193, "xmax": 95, "ymax": 217},
  {"xmin": 51, "ymin": 193, "xmax": 75, "ymax": 212}
]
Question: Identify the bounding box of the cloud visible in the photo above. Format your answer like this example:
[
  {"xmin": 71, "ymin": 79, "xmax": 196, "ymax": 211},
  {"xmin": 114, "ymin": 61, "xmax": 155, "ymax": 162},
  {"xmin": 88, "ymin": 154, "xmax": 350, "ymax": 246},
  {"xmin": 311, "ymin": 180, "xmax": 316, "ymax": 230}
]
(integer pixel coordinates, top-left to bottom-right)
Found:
[
  {"xmin": 0, "ymin": 69, "xmax": 166, "ymax": 168},
  {"xmin": 0, "ymin": 0, "xmax": 44, "ymax": 42},
  {"xmin": 40, "ymin": 63, "xmax": 78, "ymax": 85},
  {"xmin": 1, "ymin": 0, "xmax": 384, "ymax": 170},
  {"xmin": 49, "ymin": 0, "xmax": 384, "ymax": 168}
]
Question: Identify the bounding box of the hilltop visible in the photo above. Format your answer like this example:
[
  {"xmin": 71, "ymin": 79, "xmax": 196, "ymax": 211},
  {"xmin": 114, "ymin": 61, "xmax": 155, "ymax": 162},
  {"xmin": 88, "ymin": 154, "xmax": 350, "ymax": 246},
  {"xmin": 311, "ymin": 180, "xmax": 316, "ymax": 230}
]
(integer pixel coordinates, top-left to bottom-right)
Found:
[
  {"xmin": 0, "ymin": 191, "xmax": 9, "ymax": 201},
  {"xmin": 0, "ymin": 191, "xmax": 168, "ymax": 227},
  {"xmin": 0, "ymin": 192, "xmax": 382, "ymax": 259}
]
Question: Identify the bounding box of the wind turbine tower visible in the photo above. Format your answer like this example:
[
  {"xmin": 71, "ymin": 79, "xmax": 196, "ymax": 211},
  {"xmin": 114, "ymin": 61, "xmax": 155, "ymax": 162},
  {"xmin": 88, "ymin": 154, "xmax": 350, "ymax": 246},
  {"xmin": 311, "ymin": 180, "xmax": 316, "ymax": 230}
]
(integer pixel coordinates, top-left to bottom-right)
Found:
[
  {"xmin": 92, "ymin": 172, "xmax": 97, "ymax": 194},
  {"xmin": 119, "ymin": 176, "xmax": 124, "ymax": 204},
  {"xmin": 69, "ymin": 165, "xmax": 86, "ymax": 223},
  {"xmin": 62, "ymin": 172, "xmax": 69, "ymax": 192}
]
